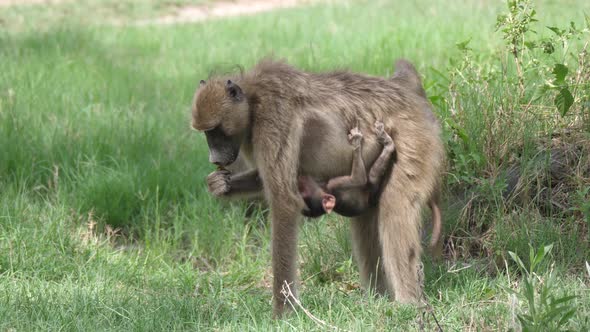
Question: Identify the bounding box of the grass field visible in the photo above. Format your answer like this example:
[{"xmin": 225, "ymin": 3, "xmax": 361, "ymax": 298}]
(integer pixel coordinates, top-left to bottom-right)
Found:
[{"xmin": 1, "ymin": 0, "xmax": 589, "ymax": 330}]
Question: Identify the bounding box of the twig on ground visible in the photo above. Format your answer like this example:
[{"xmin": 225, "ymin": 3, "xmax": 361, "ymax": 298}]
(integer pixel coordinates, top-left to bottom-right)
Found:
[
  {"xmin": 419, "ymin": 292, "xmax": 444, "ymax": 332},
  {"xmin": 281, "ymin": 281, "xmax": 348, "ymax": 331}
]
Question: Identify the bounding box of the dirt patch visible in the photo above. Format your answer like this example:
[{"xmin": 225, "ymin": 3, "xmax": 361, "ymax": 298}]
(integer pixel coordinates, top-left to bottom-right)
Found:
[
  {"xmin": 0, "ymin": 0, "xmax": 66, "ymax": 6},
  {"xmin": 133, "ymin": 0, "xmax": 302, "ymax": 26},
  {"xmin": 1, "ymin": 0, "xmax": 312, "ymax": 26}
]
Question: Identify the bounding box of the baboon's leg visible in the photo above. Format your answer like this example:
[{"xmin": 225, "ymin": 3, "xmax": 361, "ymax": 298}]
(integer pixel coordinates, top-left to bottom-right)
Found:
[
  {"xmin": 256, "ymin": 124, "xmax": 305, "ymax": 317},
  {"xmin": 326, "ymin": 127, "xmax": 367, "ymax": 191},
  {"xmin": 368, "ymin": 123, "xmax": 395, "ymax": 191},
  {"xmin": 270, "ymin": 202, "xmax": 301, "ymax": 315},
  {"xmin": 350, "ymin": 209, "xmax": 388, "ymax": 296},
  {"xmin": 377, "ymin": 171, "xmax": 423, "ymax": 303}
]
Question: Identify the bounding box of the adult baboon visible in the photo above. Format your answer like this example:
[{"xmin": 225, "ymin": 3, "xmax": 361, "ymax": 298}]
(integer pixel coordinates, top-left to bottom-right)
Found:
[
  {"xmin": 192, "ymin": 59, "xmax": 445, "ymax": 316},
  {"xmin": 217, "ymin": 118, "xmax": 443, "ymax": 254}
]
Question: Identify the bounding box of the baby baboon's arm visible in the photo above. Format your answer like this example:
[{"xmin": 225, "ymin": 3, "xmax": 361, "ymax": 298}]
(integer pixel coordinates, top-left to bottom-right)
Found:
[
  {"xmin": 206, "ymin": 168, "xmax": 262, "ymax": 198},
  {"xmin": 325, "ymin": 127, "xmax": 368, "ymax": 192}
]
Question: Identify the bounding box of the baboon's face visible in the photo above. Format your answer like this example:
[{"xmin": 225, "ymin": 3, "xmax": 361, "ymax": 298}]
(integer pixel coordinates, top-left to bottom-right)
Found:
[{"xmin": 192, "ymin": 79, "xmax": 250, "ymax": 167}]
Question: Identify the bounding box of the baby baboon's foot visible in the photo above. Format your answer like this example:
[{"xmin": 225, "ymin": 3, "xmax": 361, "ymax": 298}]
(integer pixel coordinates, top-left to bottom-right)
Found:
[
  {"xmin": 348, "ymin": 127, "xmax": 363, "ymax": 148},
  {"xmin": 374, "ymin": 121, "xmax": 393, "ymax": 146}
]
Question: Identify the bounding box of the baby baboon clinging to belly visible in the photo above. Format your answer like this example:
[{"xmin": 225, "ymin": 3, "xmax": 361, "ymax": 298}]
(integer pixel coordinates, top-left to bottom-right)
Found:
[
  {"xmin": 298, "ymin": 121, "xmax": 443, "ymax": 258},
  {"xmin": 298, "ymin": 121, "xmax": 394, "ymax": 218}
]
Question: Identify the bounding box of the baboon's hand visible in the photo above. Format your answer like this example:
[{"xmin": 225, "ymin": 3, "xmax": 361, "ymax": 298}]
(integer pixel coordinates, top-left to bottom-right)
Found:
[
  {"xmin": 206, "ymin": 169, "xmax": 231, "ymax": 197},
  {"xmin": 348, "ymin": 127, "xmax": 363, "ymax": 148},
  {"xmin": 374, "ymin": 121, "xmax": 393, "ymax": 146}
]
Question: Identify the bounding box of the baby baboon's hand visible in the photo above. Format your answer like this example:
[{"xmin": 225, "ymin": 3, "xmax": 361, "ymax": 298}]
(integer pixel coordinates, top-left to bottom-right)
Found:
[
  {"xmin": 348, "ymin": 127, "xmax": 363, "ymax": 148},
  {"xmin": 206, "ymin": 169, "xmax": 231, "ymax": 197},
  {"xmin": 374, "ymin": 121, "xmax": 393, "ymax": 146}
]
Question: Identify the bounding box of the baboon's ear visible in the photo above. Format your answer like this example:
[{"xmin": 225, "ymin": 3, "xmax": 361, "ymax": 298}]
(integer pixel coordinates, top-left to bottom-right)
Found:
[
  {"xmin": 225, "ymin": 80, "xmax": 244, "ymax": 101},
  {"xmin": 199, "ymin": 80, "xmax": 206, "ymax": 87}
]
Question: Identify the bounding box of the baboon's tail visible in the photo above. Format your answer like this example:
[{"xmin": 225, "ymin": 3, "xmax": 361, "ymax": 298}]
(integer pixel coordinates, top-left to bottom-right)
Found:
[
  {"xmin": 428, "ymin": 197, "xmax": 443, "ymax": 260},
  {"xmin": 391, "ymin": 59, "xmax": 426, "ymax": 98}
]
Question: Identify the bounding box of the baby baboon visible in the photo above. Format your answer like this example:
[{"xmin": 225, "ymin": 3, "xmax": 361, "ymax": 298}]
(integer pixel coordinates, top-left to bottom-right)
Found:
[
  {"xmin": 299, "ymin": 121, "xmax": 394, "ymax": 218},
  {"xmin": 192, "ymin": 58, "xmax": 445, "ymax": 316},
  {"xmin": 299, "ymin": 122, "xmax": 443, "ymax": 257}
]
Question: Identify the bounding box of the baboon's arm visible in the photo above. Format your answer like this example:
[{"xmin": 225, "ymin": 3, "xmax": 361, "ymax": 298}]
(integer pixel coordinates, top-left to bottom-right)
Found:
[
  {"xmin": 229, "ymin": 169, "xmax": 263, "ymax": 193},
  {"xmin": 325, "ymin": 137, "xmax": 367, "ymax": 192},
  {"xmin": 206, "ymin": 168, "xmax": 262, "ymax": 198}
]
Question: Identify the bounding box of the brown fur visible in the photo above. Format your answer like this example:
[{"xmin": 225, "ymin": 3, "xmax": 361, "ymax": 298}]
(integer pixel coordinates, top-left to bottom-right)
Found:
[
  {"xmin": 192, "ymin": 58, "xmax": 445, "ymax": 316},
  {"xmin": 298, "ymin": 123, "xmax": 395, "ymax": 218},
  {"xmin": 390, "ymin": 60, "xmax": 444, "ymax": 258}
]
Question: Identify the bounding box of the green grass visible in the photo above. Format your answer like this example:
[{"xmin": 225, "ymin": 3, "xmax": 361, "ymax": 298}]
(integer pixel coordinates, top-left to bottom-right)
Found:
[{"xmin": 1, "ymin": 0, "xmax": 589, "ymax": 330}]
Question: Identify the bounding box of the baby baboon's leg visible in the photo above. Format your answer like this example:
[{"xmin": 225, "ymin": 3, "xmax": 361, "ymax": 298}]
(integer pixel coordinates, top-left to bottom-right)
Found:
[
  {"xmin": 350, "ymin": 209, "xmax": 389, "ymax": 296},
  {"xmin": 326, "ymin": 127, "xmax": 367, "ymax": 192},
  {"xmin": 368, "ymin": 121, "xmax": 395, "ymax": 191},
  {"xmin": 378, "ymin": 170, "xmax": 423, "ymax": 303}
]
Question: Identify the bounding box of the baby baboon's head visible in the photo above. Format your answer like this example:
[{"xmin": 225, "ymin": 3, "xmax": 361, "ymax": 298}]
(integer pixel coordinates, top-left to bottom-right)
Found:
[{"xmin": 192, "ymin": 79, "xmax": 250, "ymax": 167}]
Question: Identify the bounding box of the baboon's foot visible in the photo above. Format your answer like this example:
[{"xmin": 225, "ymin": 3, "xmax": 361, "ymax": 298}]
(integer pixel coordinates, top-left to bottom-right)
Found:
[{"xmin": 374, "ymin": 121, "xmax": 393, "ymax": 146}]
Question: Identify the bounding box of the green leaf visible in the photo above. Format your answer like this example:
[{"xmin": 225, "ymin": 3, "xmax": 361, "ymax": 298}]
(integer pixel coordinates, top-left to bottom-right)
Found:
[
  {"xmin": 555, "ymin": 87, "xmax": 574, "ymax": 116},
  {"xmin": 518, "ymin": 313, "xmax": 533, "ymax": 323},
  {"xmin": 541, "ymin": 41, "xmax": 555, "ymax": 54},
  {"xmin": 524, "ymin": 281, "xmax": 536, "ymax": 315},
  {"xmin": 532, "ymin": 84, "xmax": 551, "ymax": 102},
  {"xmin": 495, "ymin": 14, "xmax": 507, "ymax": 30},
  {"xmin": 544, "ymin": 310, "xmax": 565, "ymax": 325},
  {"xmin": 531, "ymin": 9, "xmax": 538, "ymax": 19},
  {"xmin": 508, "ymin": 251, "xmax": 528, "ymax": 274},
  {"xmin": 543, "ymin": 244, "xmax": 554, "ymax": 256},
  {"xmin": 456, "ymin": 38, "xmax": 472, "ymax": 51},
  {"xmin": 551, "ymin": 294, "xmax": 578, "ymax": 306},
  {"xmin": 446, "ymin": 118, "xmax": 470, "ymax": 145},
  {"xmin": 429, "ymin": 67, "xmax": 451, "ymax": 84},
  {"xmin": 524, "ymin": 41, "xmax": 536, "ymax": 49},
  {"xmin": 547, "ymin": 26, "xmax": 564, "ymax": 36},
  {"xmin": 531, "ymin": 243, "xmax": 553, "ymax": 272},
  {"xmin": 558, "ymin": 309, "xmax": 576, "ymax": 327},
  {"xmin": 585, "ymin": 13, "xmax": 590, "ymax": 29},
  {"xmin": 552, "ymin": 64, "xmax": 568, "ymax": 85},
  {"xmin": 428, "ymin": 95, "xmax": 445, "ymax": 105}
]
